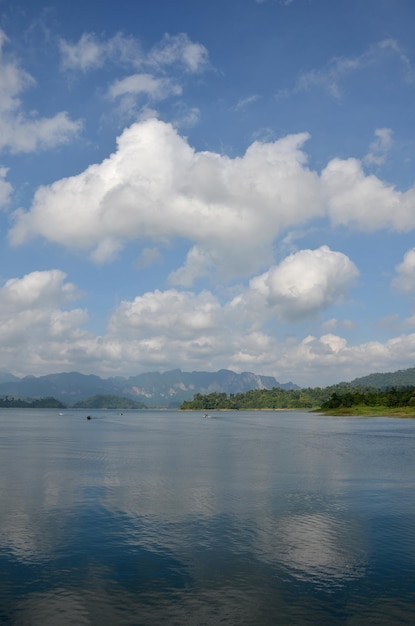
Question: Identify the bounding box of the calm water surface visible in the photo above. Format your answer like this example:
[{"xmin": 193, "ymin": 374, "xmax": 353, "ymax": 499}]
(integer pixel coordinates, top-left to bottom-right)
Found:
[{"xmin": 1, "ymin": 409, "xmax": 415, "ymax": 625}]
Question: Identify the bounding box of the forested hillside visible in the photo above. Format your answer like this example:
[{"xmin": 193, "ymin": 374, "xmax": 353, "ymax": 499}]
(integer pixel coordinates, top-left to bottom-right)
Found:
[{"xmin": 350, "ymin": 368, "xmax": 415, "ymax": 389}]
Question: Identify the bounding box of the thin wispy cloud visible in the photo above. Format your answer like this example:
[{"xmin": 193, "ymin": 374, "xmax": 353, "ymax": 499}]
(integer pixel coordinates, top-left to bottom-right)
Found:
[
  {"xmin": 278, "ymin": 38, "xmax": 415, "ymax": 100},
  {"xmin": 0, "ymin": 29, "xmax": 81, "ymax": 153},
  {"xmin": 232, "ymin": 94, "xmax": 260, "ymax": 111},
  {"xmin": 59, "ymin": 31, "xmax": 209, "ymax": 74},
  {"xmin": 58, "ymin": 31, "xmax": 209, "ymax": 121},
  {"xmin": 364, "ymin": 128, "xmax": 393, "ymax": 166}
]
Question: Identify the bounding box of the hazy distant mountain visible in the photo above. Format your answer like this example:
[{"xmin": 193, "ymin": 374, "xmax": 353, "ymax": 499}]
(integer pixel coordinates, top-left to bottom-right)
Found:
[
  {"xmin": 0, "ymin": 372, "xmax": 20, "ymax": 384},
  {"xmin": 0, "ymin": 372, "xmax": 113, "ymax": 404},
  {"xmin": 0, "ymin": 369, "xmax": 298, "ymax": 407},
  {"xmin": 349, "ymin": 367, "xmax": 415, "ymax": 389},
  {"xmin": 73, "ymin": 394, "xmax": 147, "ymax": 409}
]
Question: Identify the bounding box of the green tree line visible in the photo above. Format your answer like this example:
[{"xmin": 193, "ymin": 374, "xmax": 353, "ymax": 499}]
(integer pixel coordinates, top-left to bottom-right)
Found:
[
  {"xmin": 320, "ymin": 387, "xmax": 415, "ymax": 410},
  {"xmin": 0, "ymin": 394, "xmax": 146, "ymax": 409},
  {"xmin": 180, "ymin": 386, "xmax": 337, "ymax": 410},
  {"xmin": 180, "ymin": 385, "xmax": 415, "ymax": 411},
  {"xmin": 0, "ymin": 396, "xmax": 65, "ymax": 408}
]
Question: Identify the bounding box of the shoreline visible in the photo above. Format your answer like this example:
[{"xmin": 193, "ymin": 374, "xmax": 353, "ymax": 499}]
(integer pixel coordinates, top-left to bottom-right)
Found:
[{"xmin": 317, "ymin": 406, "xmax": 415, "ymax": 418}]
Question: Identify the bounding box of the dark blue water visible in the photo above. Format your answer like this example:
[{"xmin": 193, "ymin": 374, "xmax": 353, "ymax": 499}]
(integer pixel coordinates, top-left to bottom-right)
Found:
[{"xmin": 1, "ymin": 409, "xmax": 415, "ymax": 625}]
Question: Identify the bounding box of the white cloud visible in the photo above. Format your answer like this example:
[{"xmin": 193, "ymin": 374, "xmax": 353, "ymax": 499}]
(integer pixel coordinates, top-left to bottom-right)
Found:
[
  {"xmin": 109, "ymin": 73, "xmax": 182, "ymax": 101},
  {"xmin": 59, "ymin": 32, "xmax": 105, "ymax": 72},
  {"xmin": 1, "ymin": 267, "xmax": 415, "ymax": 385},
  {"xmin": 168, "ymin": 246, "xmax": 215, "ymax": 287},
  {"xmin": 0, "ymin": 166, "xmax": 12, "ymax": 208},
  {"xmin": 59, "ymin": 31, "xmax": 208, "ymax": 133},
  {"xmin": 98, "ymin": 282, "xmax": 338, "ymax": 375},
  {"xmin": 148, "ymin": 33, "xmax": 209, "ymax": 73},
  {"xmin": 67, "ymin": 303, "xmax": 415, "ymax": 386},
  {"xmin": 285, "ymin": 332, "xmax": 415, "ymax": 385},
  {"xmin": 322, "ymin": 157, "xmax": 415, "ymax": 231},
  {"xmin": 58, "ymin": 31, "xmax": 208, "ymax": 121},
  {"xmin": 98, "ymin": 251, "xmax": 359, "ymax": 376},
  {"xmin": 59, "ymin": 31, "xmax": 208, "ymax": 75},
  {"xmin": 0, "ymin": 31, "xmax": 34, "ymax": 114},
  {"xmin": 321, "ymin": 318, "xmax": 356, "ymax": 332},
  {"xmin": 364, "ymin": 128, "xmax": 393, "ymax": 166},
  {"xmin": 0, "ymin": 29, "xmax": 81, "ymax": 153},
  {"xmin": 0, "ymin": 270, "xmax": 88, "ymax": 372},
  {"xmin": 249, "ymin": 246, "xmax": 359, "ymax": 320},
  {"xmin": 0, "ymin": 269, "xmax": 79, "ymax": 313},
  {"xmin": 0, "ymin": 111, "xmax": 82, "ymax": 154},
  {"xmin": 0, "ymin": 261, "xmax": 352, "ymax": 378},
  {"xmin": 108, "ymin": 289, "xmax": 221, "ymax": 339},
  {"xmin": 392, "ymin": 248, "xmax": 415, "ymax": 293},
  {"xmin": 59, "ymin": 32, "xmax": 142, "ymax": 72},
  {"xmin": 8, "ymin": 118, "xmax": 415, "ymax": 278},
  {"xmin": 9, "ymin": 118, "xmax": 322, "ymax": 281}
]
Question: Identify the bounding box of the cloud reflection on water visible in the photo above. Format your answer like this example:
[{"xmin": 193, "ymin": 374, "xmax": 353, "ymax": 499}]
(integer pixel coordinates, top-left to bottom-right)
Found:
[
  {"xmin": 273, "ymin": 512, "xmax": 365, "ymax": 585},
  {"xmin": 1, "ymin": 410, "xmax": 415, "ymax": 625}
]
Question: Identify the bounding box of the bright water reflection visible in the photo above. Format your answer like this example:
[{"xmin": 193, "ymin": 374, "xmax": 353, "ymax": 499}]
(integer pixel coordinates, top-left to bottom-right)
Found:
[{"xmin": 1, "ymin": 409, "xmax": 415, "ymax": 624}]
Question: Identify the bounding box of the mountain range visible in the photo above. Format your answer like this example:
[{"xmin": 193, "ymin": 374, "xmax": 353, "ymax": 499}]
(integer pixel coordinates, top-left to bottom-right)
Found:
[
  {"xmin": 1, "ymin": 366, "xmax": 415, "ymax": 407},
  {"xmin": 0, "ymin": 369, "xmax": 297, "ymax": 407}
]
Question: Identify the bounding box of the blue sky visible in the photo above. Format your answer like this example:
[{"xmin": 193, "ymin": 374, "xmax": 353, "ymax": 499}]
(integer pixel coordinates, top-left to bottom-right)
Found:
[{"xmin": 1, "ymin": 0, "xmax": 415, "ymax": 386}]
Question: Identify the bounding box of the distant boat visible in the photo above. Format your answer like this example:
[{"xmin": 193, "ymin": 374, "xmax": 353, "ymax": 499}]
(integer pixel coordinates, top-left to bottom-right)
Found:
[{"xmin": 59, "ymin": 412, "xmax": 64, "ymax": 416}]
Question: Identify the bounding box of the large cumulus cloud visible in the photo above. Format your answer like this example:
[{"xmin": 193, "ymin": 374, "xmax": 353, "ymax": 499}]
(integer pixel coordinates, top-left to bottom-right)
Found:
[
  {"xmin": 9, "ymin": 118, "xmax": 322, "ymax": 279},
  {"xmin": 9, "ymin": 118, "xmax": 415, "ymax": 285}
]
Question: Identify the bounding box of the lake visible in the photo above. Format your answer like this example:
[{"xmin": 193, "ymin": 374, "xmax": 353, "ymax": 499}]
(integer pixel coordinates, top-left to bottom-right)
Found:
[{"xmin": 0, "ymin": 409, "xmax": 415, "ymax": 625}]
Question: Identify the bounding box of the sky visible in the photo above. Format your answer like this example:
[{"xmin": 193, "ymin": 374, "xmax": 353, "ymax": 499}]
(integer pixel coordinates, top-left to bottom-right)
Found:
[{"xmin": 0, "ymin": 0, "xmax": 415, "ymax": 387}]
